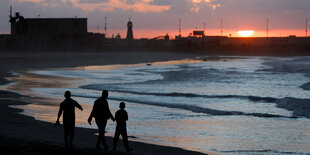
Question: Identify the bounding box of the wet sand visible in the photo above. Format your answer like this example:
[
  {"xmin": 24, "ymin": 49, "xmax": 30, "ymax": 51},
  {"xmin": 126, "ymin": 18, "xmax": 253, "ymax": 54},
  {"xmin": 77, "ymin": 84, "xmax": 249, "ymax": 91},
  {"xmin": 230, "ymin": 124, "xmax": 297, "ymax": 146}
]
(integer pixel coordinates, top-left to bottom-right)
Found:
[{"xmin": 0, "ymin": 50, "xmax": 206, "ymax": 155}]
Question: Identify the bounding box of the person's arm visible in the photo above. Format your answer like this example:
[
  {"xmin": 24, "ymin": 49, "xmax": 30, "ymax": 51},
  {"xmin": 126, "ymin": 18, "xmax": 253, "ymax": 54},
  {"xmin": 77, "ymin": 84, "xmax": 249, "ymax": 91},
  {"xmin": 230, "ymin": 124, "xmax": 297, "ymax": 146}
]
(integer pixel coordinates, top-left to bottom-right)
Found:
[
  {"xmin": 55, "ymin": 103, "xmax": 63, "ymax": 125},
  {"xmin": 88, "ymin": 103, "xmax": 95, "ymax": 125},
  {"xmin": 74, "ymin": 101, "xmax": 83, "ymax": 111}
]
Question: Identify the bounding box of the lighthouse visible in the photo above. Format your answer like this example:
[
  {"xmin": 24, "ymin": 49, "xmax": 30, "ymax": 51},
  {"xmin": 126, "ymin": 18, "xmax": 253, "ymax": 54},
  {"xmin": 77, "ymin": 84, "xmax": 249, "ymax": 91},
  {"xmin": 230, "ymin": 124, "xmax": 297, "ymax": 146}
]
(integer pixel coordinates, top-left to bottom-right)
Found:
[{"xmin": 126, "ymin": 18, "xmax": 133, "ymax": 40}]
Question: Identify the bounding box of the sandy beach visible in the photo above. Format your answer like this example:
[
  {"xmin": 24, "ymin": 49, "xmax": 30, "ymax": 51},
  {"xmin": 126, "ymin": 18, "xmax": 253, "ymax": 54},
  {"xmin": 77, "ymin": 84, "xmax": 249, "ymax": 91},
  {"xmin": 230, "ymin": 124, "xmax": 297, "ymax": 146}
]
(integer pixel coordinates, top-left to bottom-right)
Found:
[{"xmin": 0, "ymin": 50, "xmax": 206, "ymax": 155}]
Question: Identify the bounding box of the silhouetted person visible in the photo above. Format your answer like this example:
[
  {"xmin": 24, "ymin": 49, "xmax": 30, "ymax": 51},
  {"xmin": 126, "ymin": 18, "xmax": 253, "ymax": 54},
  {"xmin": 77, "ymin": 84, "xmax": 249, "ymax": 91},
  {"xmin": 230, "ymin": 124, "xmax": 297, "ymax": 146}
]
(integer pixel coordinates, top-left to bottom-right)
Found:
[
  {"xmin": 55, "ymin": 91, "xmax": 83, "ymax": 149},
  {"xmin": 88, "ymin": 90, "xmax": 115, "ymax": 150},
  {"xmin": 113, "ymin": 102, "xmax": 132, "ymax": 152}
]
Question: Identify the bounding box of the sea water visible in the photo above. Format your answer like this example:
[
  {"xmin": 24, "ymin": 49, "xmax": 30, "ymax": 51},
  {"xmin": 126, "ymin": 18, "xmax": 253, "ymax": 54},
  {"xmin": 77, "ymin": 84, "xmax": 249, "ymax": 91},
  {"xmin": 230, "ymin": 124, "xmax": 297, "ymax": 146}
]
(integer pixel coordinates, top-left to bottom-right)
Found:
[{"xmin": 5, "ymin": 56, "xmax": 310, "ymax": 154}]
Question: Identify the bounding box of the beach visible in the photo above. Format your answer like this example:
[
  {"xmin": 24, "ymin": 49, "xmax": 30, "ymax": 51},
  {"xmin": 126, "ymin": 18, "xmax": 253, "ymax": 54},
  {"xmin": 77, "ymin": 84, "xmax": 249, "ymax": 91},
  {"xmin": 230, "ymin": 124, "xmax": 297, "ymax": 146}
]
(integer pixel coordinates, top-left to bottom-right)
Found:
[
  {"xmin": 2, "ymin": 51, "xmax": 310, "ymax": 155},
  {"xmin": 0, "ymin": 50, "xmax": 206, "ymax": 155},
  {"xmin": 2, "ymin": 0, "xmax": 310, "ymax": 154}
]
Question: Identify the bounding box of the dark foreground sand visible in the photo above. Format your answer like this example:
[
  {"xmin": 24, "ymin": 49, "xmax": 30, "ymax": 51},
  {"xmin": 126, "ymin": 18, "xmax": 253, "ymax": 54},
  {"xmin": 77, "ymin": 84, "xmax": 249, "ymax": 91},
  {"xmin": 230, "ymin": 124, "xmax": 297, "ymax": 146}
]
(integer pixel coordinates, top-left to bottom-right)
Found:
[{"xmin": 0, "ymin": 51, "xmax": 206, "ymax": 155}]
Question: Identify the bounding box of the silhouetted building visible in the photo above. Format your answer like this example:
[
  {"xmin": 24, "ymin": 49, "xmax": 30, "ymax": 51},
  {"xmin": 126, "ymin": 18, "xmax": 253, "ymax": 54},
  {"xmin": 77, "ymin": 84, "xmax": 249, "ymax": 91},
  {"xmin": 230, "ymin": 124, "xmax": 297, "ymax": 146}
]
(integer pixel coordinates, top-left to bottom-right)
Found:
[
  {"xmin": 9, "ymin": 12, "xmax": 87, "ymax": 36},
  {"xmin": 126, "ymin": 19, "xmax": 133, "ymax": 40},
  {"xmin": 193, "ymin": 30, "xmax": 205, "ymax": 37}
]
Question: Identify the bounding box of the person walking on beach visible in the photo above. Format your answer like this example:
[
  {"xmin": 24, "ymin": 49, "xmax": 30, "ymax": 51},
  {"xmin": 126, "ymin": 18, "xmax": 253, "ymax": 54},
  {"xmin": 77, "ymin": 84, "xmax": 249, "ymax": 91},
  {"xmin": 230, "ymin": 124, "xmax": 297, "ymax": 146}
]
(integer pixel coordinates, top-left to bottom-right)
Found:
[
  {"xmin": 55, "ymin": 91, "xmax": 83, "ymax": 149},
  {"xmin": 88, "ymin": 90, "xmax": 115, "ymax": 150},
  {"xmin": 113, "ymin": 102, "xmax": 132, "ymax": 152}
]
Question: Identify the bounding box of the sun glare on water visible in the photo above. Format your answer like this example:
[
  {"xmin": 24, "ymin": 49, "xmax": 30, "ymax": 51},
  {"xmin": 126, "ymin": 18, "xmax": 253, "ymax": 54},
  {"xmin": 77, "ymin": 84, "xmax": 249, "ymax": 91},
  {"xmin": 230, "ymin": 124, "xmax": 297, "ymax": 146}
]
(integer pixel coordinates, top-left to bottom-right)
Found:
[{"xmin": 238, "ymin": 30, "xmax": 254, "ymax": 37}]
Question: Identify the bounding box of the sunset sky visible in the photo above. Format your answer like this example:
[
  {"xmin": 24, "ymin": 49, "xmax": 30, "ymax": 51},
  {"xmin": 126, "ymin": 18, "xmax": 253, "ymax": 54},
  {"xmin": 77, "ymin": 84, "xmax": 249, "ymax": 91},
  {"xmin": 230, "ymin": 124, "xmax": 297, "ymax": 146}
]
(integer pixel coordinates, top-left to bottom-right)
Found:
[{"xmin": 0, "ymin": 0, "xmax": 309, "ymax": 38}]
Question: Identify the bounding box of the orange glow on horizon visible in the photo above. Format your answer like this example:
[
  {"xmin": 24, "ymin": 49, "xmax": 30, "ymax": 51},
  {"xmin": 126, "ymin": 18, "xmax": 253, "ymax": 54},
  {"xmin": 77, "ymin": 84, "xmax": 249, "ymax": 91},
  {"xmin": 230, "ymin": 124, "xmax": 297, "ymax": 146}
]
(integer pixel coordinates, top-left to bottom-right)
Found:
[
  {"xmin": 89, "ymin": 28, "xmax": 307, "ymax": 39},
  {"xmin": 238, "ymin": 30, "xmax": 254, "ymax": 37}
]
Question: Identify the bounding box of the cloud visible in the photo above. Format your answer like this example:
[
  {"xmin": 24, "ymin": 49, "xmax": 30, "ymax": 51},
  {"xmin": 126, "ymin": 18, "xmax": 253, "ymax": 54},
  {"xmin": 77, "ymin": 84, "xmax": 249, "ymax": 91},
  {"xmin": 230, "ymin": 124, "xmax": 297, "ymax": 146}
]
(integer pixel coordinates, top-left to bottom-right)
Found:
[
  {"xmin": 72, "ymin": 0, "xmax": 171, "ymax": 13},
  {"xmin": 11, "ymin": 0, "xmax": 84, "ymax": 18},
  {"xmin": 120, "ymin": 0, "xmax": 136, "ymax": 5},
  {"xmin": 150, "ymin": 0, "xmax": 173, "ymax": 6},
  {"xmin": 77, "ymin": 0, "xmax": 110, "ymax": 4},
  {"xmin": 210, "ymin": 0, "xmax": 310, "ymax": 29},
  {"xmin": 190, "ymin": 0, "xmax": 221, "ymax": 13}
]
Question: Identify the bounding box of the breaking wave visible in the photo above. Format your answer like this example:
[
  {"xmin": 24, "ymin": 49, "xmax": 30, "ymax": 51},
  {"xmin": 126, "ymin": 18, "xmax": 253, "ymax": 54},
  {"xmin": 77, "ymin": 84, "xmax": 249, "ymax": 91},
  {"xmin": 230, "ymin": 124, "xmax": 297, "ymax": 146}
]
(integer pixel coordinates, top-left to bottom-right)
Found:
[
  {"xmin": 73, "ymin": 92, "xmax": 295, "ymax": 119},
  {"xmin": 219, "ymin": 149, "xmax": 304, "ymax": 154},
  {"xmin": 80, "ymin": 84, "xmax": 310, "ymax": 119},
  {"xmin": 81, "ymin": 85, "xmax": 278, "ymax": 103}
]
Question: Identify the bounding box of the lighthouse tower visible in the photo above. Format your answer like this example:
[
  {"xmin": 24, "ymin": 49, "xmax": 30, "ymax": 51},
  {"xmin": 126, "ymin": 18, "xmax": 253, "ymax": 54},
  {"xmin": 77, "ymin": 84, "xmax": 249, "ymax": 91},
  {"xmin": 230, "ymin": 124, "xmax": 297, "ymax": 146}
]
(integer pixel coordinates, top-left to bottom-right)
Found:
[{"xmin": 126, "ymin": 18, "xmax": 133, "ymax": 40}]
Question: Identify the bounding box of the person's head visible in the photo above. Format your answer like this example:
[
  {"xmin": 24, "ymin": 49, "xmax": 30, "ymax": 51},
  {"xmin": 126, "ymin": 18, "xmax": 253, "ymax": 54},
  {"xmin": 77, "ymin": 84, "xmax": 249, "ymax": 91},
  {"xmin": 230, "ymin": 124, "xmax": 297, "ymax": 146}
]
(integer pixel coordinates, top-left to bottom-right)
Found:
[
  {"xmin": 119, "ymin": 102, "xmax": 125, "ymax": 109},
  {"xmin": 64, "ymin": 91, "xmax": 71, "ymax": 99},
  {"xmin": 102, "ymin": 90, "xmax": 108, "ymax": 99}
]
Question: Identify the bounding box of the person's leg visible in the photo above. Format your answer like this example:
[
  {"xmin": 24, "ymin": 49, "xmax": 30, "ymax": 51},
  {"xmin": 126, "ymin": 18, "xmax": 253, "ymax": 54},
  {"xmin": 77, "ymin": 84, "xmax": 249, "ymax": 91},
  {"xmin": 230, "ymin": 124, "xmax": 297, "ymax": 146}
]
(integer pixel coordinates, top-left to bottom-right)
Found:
[
  {"xmin": 113, "ymin": 126, "xmax": 121, "ymax": 151},
  {"xmin": 64, "ymin": 125, "xmax": 69, "ymax": 149},
  {"xmin": 120, "ymin": 127, "xmax": 131, "ymax": 151},
  {"xmin": 100, "ymin": 119, "xmax": 108, "ymax": 149},
  {"xmin": 69, "ymin": 125, "xmax": 75, "ymax": 149},
  {"xmin": 96, "ymin": 119, "xmax": 109, "ymax": 149},
  {"xmin": 95, "ymin": 120, "xmax": 103, "ymax": 149}
]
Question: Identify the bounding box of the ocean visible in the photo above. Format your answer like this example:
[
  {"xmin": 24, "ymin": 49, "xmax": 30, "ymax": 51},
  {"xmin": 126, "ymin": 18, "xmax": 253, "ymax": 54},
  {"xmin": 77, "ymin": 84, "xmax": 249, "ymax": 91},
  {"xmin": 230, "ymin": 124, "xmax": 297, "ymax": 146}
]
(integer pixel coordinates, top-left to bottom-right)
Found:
[{"xmin": 4, "ymin": 56, "xmax": 310, "ymax": 154}]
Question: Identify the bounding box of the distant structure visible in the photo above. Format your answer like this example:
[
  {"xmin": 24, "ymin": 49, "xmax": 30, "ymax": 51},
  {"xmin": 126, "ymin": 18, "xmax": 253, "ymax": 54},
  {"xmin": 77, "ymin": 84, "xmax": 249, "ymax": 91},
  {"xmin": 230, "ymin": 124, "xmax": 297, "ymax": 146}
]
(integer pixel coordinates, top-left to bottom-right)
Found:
[
  {"xmin": 267, "ymin": 18, "xmax": 269, "ymax": 37},
  {"xmin": 126, "ymin": 18, "xmax": 133, "ymax": 40},
  {"xmin": 306, "ymin": 18, "xmax": 308, "ymax": 37},
  {"xmin": 151, "ymin": 33, "xmax": 170, "ymax": 40},
  {"xmin": 115, "ymin": 33, "xmax": 121, "ymax": 39},
  {"xmin": 220, "ymin": 18, "xmax": 223, "ymax": 36},
  {"xmin": 5, "ymin": 9, "xmax": 106, "ymax": 51},
  {"xmin": 178, "ymin": 18, "xmax": 182, "ymax": 37},
  {"xmin": 104, "ymin": 16, "xmax": 107, "ymax": 37},
  {"xmin": 9, "ymin": 9, "xmax": 87, "ymax": 36},
  {"xmin": 97, "ymin": 25, "xmax": 100, "ymax": 33},
  {"xmin": 203, "ymin": 22, "xmax": 206, "ymax": 32},
  {"xmin": 193, "ymin": 30, "xmax": 205, "ymax": 37}
]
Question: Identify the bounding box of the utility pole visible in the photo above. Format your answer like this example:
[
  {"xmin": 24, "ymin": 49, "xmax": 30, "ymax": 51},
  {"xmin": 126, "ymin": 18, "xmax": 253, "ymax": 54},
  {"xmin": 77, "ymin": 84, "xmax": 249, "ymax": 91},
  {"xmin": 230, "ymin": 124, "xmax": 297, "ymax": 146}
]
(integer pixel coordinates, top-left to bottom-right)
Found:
[
  {"xmin": 220, "ymin": 18, "xmax": 223, "ymax": 36},
  {"xmin": 203, "ymin": 22, "xmax": 206, "ymax": 32},
  {"xmin": 267, "ymin": 18, "xmax": 269, "ymax": 38},
  {"xmin": 306, "ymin": 18, "xmax": 308, "ymax": 37},
  {"xmin": 10, "ymin": 5, "xmax": 12, "ymax": 17},
  {"xmin": 203, "ymin": 22, "xmax": 206, "ymax": 36},
  {"xmin": 104, "ymin": 16, "xmax": 107, "ymax": 37},
  {"xmin": 178, "ymin": 18, "xmax": 181, "ymax": 36}
]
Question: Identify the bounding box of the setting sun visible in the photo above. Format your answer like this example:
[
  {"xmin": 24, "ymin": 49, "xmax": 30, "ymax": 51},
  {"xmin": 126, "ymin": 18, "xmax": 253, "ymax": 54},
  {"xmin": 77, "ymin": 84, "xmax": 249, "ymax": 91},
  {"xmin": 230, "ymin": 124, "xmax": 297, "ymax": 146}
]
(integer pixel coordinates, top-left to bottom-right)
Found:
[{"xmin": 238, "ymin": 30, "xmax": 254, "ymax": 37}]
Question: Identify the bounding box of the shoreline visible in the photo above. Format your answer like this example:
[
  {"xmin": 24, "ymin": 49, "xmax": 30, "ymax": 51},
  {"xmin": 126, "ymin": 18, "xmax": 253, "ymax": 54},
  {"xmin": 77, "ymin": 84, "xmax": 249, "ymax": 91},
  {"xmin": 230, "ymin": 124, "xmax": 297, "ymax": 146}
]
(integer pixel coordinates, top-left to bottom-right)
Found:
[{"xmin": 0, "ymin": 51, "xmax": 208, "ymax": 154}]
